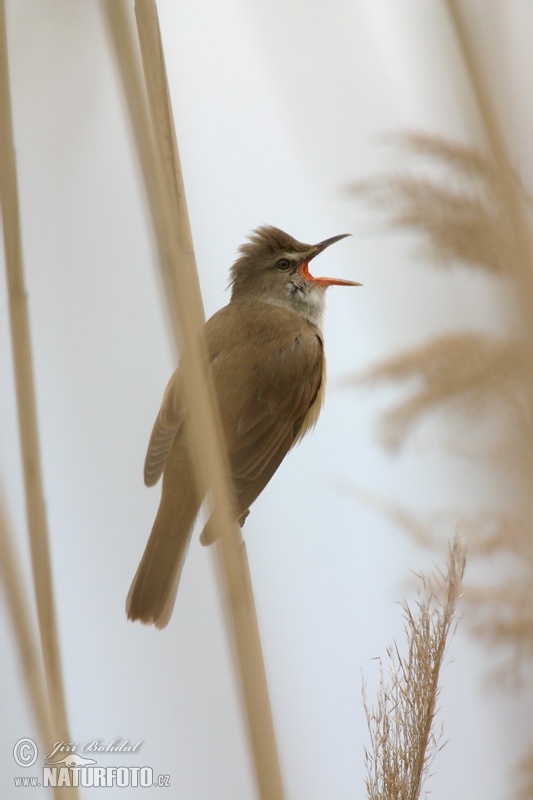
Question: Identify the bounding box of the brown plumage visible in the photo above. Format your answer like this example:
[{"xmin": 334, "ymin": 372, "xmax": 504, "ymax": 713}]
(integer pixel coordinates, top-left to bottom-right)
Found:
[{"xmin": 127, "ymin": 226, "xmax": 358, "ymax": 627}]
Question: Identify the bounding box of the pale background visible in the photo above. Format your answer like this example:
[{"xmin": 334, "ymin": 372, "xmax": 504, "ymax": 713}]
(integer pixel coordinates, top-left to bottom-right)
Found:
[{"xmin": 1, "ymin": 1, "xmax": 532, "ymax": 798}]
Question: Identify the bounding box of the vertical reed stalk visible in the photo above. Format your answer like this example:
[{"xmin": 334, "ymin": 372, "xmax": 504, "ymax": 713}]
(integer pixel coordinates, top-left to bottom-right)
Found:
[
  {"xmin": 0, "ymin": 501, "xmax": 70, "ymax": 800},
  {"xmin": 0, "ymin": 1, "xmax": 74, "ymax": 782},
  {"xmin": 447, "ymin": 0, "xmax": 533, "ymax": 321},
  {"xmin": 0, "ymin": 498, "xmax": 54, "ymax": 754},
  {"xmin": 100, "ymin": 0, "xmax": 178, "ymax": 347},
  {"xmin": 103, "ymin": 2, "xmax": 285, "ymax": 796}
]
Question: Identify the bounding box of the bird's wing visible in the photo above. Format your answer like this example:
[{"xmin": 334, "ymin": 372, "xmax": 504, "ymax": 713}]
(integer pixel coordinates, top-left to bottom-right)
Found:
[
  {"xmin": 144, "ymin": 301, "xmax": 324, "ymax": 504},
  {"xmin": 206, "ymin": 302, "xmax": 325, "ymax": 512},
  {"xmin": 143, "ymin": 369, "xmax": 185, "ymax": 486}
]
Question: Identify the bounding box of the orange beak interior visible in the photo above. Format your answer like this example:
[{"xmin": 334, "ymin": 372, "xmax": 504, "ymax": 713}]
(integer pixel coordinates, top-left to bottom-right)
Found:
[{"xmin": 300, "ymin": 234, "xmax": 361, "ymax": 287}]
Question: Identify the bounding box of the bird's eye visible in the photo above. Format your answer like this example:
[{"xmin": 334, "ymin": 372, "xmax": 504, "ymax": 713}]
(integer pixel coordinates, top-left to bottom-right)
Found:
[{"xmin": 277, "ymin": 258, "xmax": 291, "ymax": 272}]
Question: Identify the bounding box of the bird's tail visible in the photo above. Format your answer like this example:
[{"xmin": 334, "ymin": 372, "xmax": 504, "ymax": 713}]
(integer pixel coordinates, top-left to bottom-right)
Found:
[{"xmin": 126, "ymin": 445, "xmax": 201, "ymax": 628}]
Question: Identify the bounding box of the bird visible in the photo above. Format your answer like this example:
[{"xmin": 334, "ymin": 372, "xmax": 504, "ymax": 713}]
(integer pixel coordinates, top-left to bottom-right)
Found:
[{"xmin": 126, "ymin": 225, "xmax": 360, "ymax": 627}]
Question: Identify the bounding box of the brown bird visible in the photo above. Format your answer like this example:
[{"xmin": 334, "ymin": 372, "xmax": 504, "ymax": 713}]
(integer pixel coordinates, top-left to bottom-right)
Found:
[{"xmin": 127, "ymin": 226, "xmax": 360, "ymax": 627}]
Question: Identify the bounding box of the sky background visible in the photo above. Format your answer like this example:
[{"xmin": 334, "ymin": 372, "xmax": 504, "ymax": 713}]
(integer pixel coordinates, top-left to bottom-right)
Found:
[{"xmin": 2, "ymin": 1, "xmax": 533, "ymax": 798}]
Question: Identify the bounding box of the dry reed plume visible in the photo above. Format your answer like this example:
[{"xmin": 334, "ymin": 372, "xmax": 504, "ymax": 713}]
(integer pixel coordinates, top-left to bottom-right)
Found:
[
  {"xmin": 363, "ymin": 538, "xmax": 466, "ymax": 800},
  {"xmin": 352, "ymin": 132, "xmax": 533, "ymax": 676},
  {"xmin": 352, "ymin": 131, "xmax": 533, "ymax": 793}
]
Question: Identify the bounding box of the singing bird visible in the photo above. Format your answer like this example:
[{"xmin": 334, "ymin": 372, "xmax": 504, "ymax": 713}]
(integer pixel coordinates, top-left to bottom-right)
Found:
[{"xmin": 127, "ymin": 226, "xmax": 360, "ymax": 627}]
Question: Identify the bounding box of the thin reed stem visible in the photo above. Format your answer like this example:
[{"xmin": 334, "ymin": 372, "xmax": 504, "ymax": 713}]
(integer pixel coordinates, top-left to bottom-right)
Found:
[
  {"xmin": 0, "ymin": 497, "xmax": 54, "ymax": 753},
  {"xmin": 0, "ymin": 0, "xmax": 74, "ymax": 777},
  {"xmin": 104, "ymin": 2, "xmax": 285, "ymax": 797},
  {"xmin": 447, "ymin": 0, "xmax": 533, "ymax": 322}
]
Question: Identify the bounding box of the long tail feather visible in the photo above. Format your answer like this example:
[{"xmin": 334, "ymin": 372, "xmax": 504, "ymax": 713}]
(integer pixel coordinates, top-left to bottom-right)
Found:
[{"xmin": 127, "ymin": 443, "xmax": 200, "ymax": 627}]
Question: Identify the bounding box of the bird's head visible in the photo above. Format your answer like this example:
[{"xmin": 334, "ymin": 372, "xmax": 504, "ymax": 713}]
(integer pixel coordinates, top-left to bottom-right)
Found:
[{"xmin": 229, "ymin": 226, "xmax": 360, "ymax": 326}]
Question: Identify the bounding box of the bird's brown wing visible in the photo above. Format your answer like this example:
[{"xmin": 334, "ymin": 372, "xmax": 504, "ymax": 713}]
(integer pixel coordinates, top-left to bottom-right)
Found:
[
  {"xmin": 144, "ymin": 301, "xmax": 324, "ymax": 516},
  {"xmin": 143, "ymin": 370, "xmax": 185, "ymax": 487},
  {"xmin": 206, "ymin": 301, "xmax": 325, "ymax": 515}
]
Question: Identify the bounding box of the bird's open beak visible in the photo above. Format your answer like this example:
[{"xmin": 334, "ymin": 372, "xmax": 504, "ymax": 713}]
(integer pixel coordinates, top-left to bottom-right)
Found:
[{"xmin": 300, "ymin": 233, "xmax": 362, "ymax": 287}]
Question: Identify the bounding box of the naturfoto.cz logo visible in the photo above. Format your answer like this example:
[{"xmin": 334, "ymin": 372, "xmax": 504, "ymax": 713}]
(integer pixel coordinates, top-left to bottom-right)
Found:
[{"xmin": 13, "ymin": 738, "xmax": 171, "ymax": 789}]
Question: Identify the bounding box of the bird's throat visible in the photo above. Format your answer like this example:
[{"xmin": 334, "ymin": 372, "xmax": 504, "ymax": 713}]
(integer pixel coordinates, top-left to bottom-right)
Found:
[
  {"xmin": 261, "ymin": 282, "xmax": 327, "ymax": 332},
  {"xmin": 291, "ymin": 278, "xmax": 328, "ymax": 330}
]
